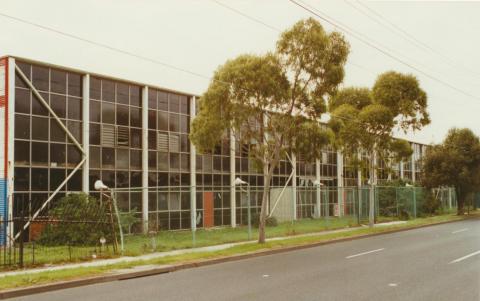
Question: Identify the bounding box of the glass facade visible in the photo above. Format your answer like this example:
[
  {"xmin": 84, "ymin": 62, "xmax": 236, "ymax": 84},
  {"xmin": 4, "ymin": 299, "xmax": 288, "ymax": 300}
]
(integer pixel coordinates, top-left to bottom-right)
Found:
[{"xmin": 8, "ymin": 58, "xmax": 429, "ymax": 234}]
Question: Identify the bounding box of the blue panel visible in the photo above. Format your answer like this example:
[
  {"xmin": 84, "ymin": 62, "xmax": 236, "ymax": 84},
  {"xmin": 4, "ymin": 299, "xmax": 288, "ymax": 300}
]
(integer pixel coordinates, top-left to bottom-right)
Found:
[{"xmin": 0, "ymin": 178, "xmax": 6, "ymax": 245}]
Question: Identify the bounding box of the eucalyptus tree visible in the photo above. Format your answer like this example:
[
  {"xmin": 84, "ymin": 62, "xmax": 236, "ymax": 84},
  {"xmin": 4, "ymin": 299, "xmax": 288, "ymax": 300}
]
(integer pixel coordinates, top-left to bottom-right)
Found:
[
  {"xmin": 329, "ymin": 72, "xmax": 430, "ymax": 226},
  {"xmin": 191, "ymin": 18, "xmax": 349, "ymax": 243},
  {"xmin": 422, "ymin": 128, "xmax": 480, "ymax": 214}
]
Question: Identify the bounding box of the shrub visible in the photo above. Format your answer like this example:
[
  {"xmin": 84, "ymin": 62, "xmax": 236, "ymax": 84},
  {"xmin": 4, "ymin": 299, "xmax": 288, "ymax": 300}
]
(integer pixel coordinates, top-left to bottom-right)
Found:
[{"xmin": 37, "ymin": 193, "xmax": 133, "ymax": 246}]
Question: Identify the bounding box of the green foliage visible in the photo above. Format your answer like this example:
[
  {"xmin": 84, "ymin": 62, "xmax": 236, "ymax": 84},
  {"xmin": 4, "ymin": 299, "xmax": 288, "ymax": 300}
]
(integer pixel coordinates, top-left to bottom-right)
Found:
[
  {"xmin": 329, "ymin": 71, "xmax": 429, "ymax": 182},
  {"xmin": 190, "ymin": 18, "xmax": 349, "ymax": 242},
  {"xmin": 422, "ymin": 128, "xmax": 480, "ymax": 214},
  {"xmin": 38, "ymin": 194, "xmax": 113, "ymax": 246}
]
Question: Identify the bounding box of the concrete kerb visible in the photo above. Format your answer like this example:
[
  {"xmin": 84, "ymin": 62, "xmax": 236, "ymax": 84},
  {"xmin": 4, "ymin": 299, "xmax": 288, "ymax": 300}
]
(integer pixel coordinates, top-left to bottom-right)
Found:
[{"xmin": 0, "ymin": 217, "xmax": 475, "ymax": 300}]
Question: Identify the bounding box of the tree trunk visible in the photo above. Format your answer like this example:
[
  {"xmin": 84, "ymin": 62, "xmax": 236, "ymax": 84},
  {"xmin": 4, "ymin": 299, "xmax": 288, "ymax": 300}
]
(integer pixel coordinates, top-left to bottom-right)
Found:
[
  {"xmin": 456, "ymin": 188, "xmax": 465, "ymax": 215},
  {"xmin": 258, "ymin": 168, "xmax": 272, "ymax": 244}
]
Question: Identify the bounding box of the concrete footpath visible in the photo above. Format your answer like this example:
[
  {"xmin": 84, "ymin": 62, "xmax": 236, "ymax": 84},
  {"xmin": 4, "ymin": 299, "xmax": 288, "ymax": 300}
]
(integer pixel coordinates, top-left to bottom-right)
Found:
[{"xmin": 0, "ymin": 221, "xmax": 406, "ymax": 279}]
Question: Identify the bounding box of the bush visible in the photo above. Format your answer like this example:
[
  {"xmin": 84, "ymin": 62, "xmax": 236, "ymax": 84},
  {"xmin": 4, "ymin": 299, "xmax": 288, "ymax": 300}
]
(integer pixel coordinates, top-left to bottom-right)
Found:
[
  {"xmin": 399, "ymin": 209, "xmax": 410, "ymax": 221},
  {"xmin": 251, "ymin": 213, "xmax": 278, "ymax": 228},
  {"xmin": 422, "ymin": 191, "xmax": 440, "ymax": 215},
  {"xmin": 37, "ymin": 193, "xmax": 130, "ymax": 246}
]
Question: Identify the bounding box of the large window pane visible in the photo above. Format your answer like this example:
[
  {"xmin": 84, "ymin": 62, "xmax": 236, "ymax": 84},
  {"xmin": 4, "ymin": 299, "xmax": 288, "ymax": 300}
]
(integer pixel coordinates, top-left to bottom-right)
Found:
[
  {"xmin": 169, "ymin": 113, "xmax": 179, "ymax": 132},
  {"xmin": 102, "ymin": 80, "xmax": 115, "ymax": 102},
  {"xmin": 50, "ymin": 143, "xmax": 66, "ymax": 167},
  {"xmin": 14, "ymin": 167, "xmax": 30, "ymax": 191},
  {"xmin": 158, "ymin": 91, "xmax": 168, "ymax": 111},
  {"xmin": 148, "ymin": 90, "xmax": 157, "ymax": 109},
  {"xmin": 130, "ymin": 128, "xmax": 141, "ymax": 148},
  {"xmin": 15, "ymin": 114, "xmax": 30, "ymax": 139},
  {"xmin": 116, "ymin": 83, "xmax": 129, "ymax": 104},
  {"xmin": 130, "ymin": 107, "xmax": 141, "ymax": 127},
  {"xmin": 90, "ymin": 100, "xmax": 101, "ymax": 122},
  {"xmin": 102, "ymin": 102, "xmax": 115, "ymax": 124},
  {"xmin": 179, "ymin": 96, "xmax": 188, "ymax": 114},
  {"xmin": 102, "ymin": 147, "xmax": 115, "ymax": 168},
  {"xmin": 31, "ymin": 168, "xmax": 48, "ymax": 191},
  {"xmin": 169, "ymin": 94, "xmax": 179, "ymax": 113},
  {"xmin": 32, "ymin": 65, "xmax": 49, "ymax": 91},
  {"xmin": 50, "ymin": 94, "xmax": 67, "ymax": 118},
  {"xmin": 116, "ymin": 104, "xmax": 129, "ymax": 126},
  {"xmin": 32, "ymin": 117, "xmax": 49, "ymax": 141},
  {"xmin": 67, "ymin": 145, "xmax": 81, "ymax": 166},
  {"xmin": 68, "ymin": 73, "xmax": 82, "ymax": 97},
  {"xmin": 158, "ymin": 111, "xmax": 168, "ymax": 131},
  {"xmin": 130, "ymin": 150, "xmax": 141, "ymax": 169},
  {"xmin": 31, "ymin": 142, "xmax": 48, "ymax": 166},
  {"xmin": 90, "ymin": 123, "xmax": 100, "ymax": 145},
  {"xmin": 15, "ymin": 88, "xmax": 30, "ymax": 114},
  {"xmin": 67, "ymin": 97, "xmax": 82, "ymax": 120},
  {"xmin": 50, "ymin": 69, "xmax": 66, "ymax": 94},
  {"xmin": 89, "ymin": 146, "xmax": 100, "ymax": 168},
  {"xmin": 90, "ymin": 77, "xmax": 101, "ymax": 100},
  {"xmin": 50, "ymin": 119, "xmax": 65, "ymax": 142},
  {"xmin": 158, "ymin": 152, "xmax": 168, "ymax": 171},
  {"xmin": 32, "ymin": 92, "xmax": 49, "ymax": 116},
  {"xmin": 179, "ymin": 115, "xmax": 188, "ymax": 133},
  {"xmin": 50, "ymin": 169, "xmax": 65, "ymax": 191},
  {"xmin": 148, "ymin": 110, "xmax": 156, "ymax": 130},
  {"xmin": 116, "ymin": 149, "xmax": 129, "ymax": 169},
  {"xmin": 130, "ymin": 86, "xmax": 141, "ymax": 107},
  {"xmin": 14, "ymin": 140, "xmax": 30, "ymax": 165}
]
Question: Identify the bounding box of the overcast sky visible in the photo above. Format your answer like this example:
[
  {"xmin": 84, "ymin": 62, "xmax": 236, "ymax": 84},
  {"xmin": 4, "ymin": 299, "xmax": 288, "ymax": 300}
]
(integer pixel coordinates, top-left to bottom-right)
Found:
[{"xmin": 1, "ymin": 0, "xmax": 479, "ymax": 144}]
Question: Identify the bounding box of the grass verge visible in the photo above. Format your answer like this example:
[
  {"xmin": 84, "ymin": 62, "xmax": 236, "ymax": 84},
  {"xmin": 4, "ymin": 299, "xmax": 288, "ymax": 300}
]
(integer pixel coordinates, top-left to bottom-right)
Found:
[{"xmin": 0, "ymin": 212, "xmax": 476, "ymax": 292}]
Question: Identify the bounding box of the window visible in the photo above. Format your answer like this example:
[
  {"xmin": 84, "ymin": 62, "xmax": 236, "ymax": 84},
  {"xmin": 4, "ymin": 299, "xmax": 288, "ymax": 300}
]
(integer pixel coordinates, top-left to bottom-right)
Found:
[
  {"xmin": 148, "ymin": 110, "xmax": 156, "ymax": 129},
  {"xmin": 116, "ymin": 149, "xmax": 129, "ymax": 169},
  {"xmin": 130, "ymin": 86, "xmax": 141, "ymax": 106},
  {"xmin": 15, "ymin": 115, "xmax": 30, "ymax": 139},
  {"xmin": 14, "ymin": 167, "xmax": 30, "ymax": 191},
  {"xmin": 32, "ymin": 65, "xmax": 49, "ymax": 91},
  {"xmin": 130, "ymin": 128, "xmax": 141, "ymax": 148},
  {"xmin": 67, "ymin": 145, "xmax": 81, "ymax": 166},
  {"xmin": 90, "ymin": 123, "xmax": 100, "ymax": 145},
  {"xmin": 169, "ymin": 113, "xmax": 179, "ymax": 132},
  {"xmin": 50, "ymin": 94, "xmax": 66, "ymax": 118},
  {"xmin": 89, "ymin": 146, "xmax": 100, "ymax": 168},
  {"xmin": 102, "ymin": 102, "xmax": 115, "ymax": 124},
  {"xmin": 130, "ymin": 107, "xmax": 141, "ymax": 127},
  {"xmin": 90, "ymin": 100, "xmax": 101, "ymax": 122},
  {"xmin": 32, "ymin": 117, "xmax": 48, "ymax": 141},
  {"xmin": 102, "ymin": 80, "xmax": 115, "ymax": 102},
  {"xmin": 158, "ymin": 111, "xmax": 168, "ymax": 131},
  {"xmin": 67, "ymin": 97, "xmax": 82, "ymax": 120},
  {"xmin": 148, "ymin": 90, "xmax": 157, "ymax": 109},
  {"xmin": 179, "ymin": 96, "xmax": 188, "ymax": 114},
  {"xmin": 130, "ymin": 150, "xmax": 141, "ymax": 169},
  {"xmin": 68, "ymin": 73, "xmax": 82, "ymax": 97},
  {"xmin": 50, "ymin": 169, "xmax": 65, "ymax": 191},
  {"xmin": 169, "ymin": 94, "xmax": 180, "ymax": 113},
  {"xmin": 14, "ymin": 141, "xmax": 30, "ymax": 165},
  {"xmin": 116, "ymin": 83, "xmax": 129, "ymax": 104},
  {"xmin": 158, "ymin": 152, "xmax": 168, "ymax": 171},
  {"xmin": 102, "ymin": 148, "xmax": 115, "ymax": 168},
  {"xmin": 32, "ymin": 142, "xmax": 48, "ymax": 166},
  {"xmin": 15, "ymin": 88, "xmax": 30, "ymax": 114},
  {"xmin": 158, "ymin": 91, "xmax": 168, "ymax": 111},
  {"xmin": 90, "ymin": 77, "xmax": 101, "ymax": 100},
  {"xmin": 50, "ymin": 144, "xmax": 66, "ymax": 167},
  {"xmin": 32, "ymin": 92, "xmax": 49, "ymax": 116},
  {"xmin": 31, "ymin": 168, "xmax": 48, "ymax": 191},
  {"xmin": 179, "ymin": 115, "xmax": 188, "ymax": 133},
  {"xmin": 51, "ymin": 69, "xmax": 66, "ymax": 94}
]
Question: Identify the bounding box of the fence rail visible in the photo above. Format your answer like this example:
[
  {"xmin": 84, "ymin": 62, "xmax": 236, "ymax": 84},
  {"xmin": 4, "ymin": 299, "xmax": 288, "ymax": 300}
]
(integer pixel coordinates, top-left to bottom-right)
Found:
[{"xmin": 1, "ymin": 185, "xmax": 457, "ymax": 269}]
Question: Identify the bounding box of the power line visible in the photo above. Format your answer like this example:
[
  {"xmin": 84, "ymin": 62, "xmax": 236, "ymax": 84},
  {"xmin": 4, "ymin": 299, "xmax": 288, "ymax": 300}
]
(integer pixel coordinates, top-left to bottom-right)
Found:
[
  {"xmin": 288, "ymin": 0, "xmax": 480, "ymax": 103},
  {"xmin": 349, "ymin": 0, "xmax": 480, "ymax": 81}
]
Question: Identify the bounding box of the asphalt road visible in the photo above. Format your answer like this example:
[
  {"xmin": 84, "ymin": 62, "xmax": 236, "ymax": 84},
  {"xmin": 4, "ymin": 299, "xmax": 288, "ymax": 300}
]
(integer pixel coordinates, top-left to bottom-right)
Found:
[{"xmin": 11, "ymin": 219, "xmax": 480, "ymax": 301}]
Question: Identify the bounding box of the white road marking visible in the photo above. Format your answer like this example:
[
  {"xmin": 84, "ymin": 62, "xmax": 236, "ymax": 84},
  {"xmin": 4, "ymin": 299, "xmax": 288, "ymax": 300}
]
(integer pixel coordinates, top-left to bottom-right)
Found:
[
  {"xmin": 449, "ymin": 250, "xmax": 480, "ymax": 264},
  {"xmin": 346, "ymin": 248, "xmax": 385, "ymax": 259},
  {"xmin": 388, "ymin": 283, "xmax": 398, "ymax": 287},
  {"xmin": 452, "ymin": 228, "xmax": 469, "ymax": 234},
  {"xmin": 262, "ymin": 274, "xmax": 270, "ymax": 278}
]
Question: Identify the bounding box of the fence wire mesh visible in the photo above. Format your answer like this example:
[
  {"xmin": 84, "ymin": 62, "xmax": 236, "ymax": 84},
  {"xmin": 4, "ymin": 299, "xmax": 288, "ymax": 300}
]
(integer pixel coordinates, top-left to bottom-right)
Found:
[{"xmin": 0, "ymin": 185, "xmax": 457, "ymax": 270}]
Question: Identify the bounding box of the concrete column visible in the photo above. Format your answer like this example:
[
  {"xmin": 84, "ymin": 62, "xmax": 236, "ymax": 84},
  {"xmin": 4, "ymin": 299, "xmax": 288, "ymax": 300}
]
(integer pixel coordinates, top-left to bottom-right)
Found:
[
  {"xmin": 141, "ymin": 86, "xmax": 149, "ymax": 233},
  {"xmin": 315, "ymin": 158, "xmax": 321, "ymax": 218},
  {"xmin": 6, "ymin": 57, "xmax": 15, "ymax": 242},
  {"xmin": 190, "ymin": 96, "xmax": 197, "ymax": 231},
  {"xmin": 230, "ymin": 129, "xmax": 236, "ymax": 227},
  {"xmin": 400, "ymin": 161, "xmax": 404, "ymax": 180},
  {"xmin": 291, "ymin": 153, "xmax": 297, "ymax": 221},
  {"xmin": 337, "ymin": 151, "xmax": 344, "ymax": 217},
  {"xmin": 81, "ymin": 74, "xmax": 90, "ymax": 194},
  {"xmin": 411, "ymin": 151, "xmax": 416, "ymax": 183}
]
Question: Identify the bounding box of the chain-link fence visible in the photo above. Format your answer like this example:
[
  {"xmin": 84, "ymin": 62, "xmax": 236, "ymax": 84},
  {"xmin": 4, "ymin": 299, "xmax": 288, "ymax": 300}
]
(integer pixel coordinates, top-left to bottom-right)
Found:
[{"xmin": 0, "ymin": 185, "xmax": 457, "ymax": 270}]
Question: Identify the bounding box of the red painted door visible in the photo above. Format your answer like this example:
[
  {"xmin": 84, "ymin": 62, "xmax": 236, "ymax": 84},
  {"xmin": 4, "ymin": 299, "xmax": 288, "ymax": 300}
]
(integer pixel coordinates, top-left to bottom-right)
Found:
[{"xmin": 203, "ymin": 192, "xmax": 214, "ymax": 228}]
